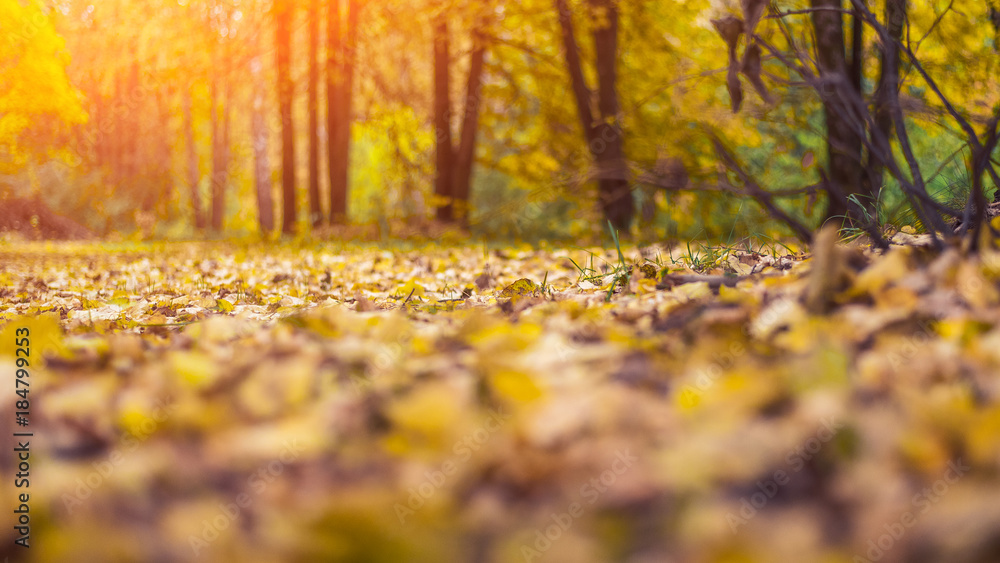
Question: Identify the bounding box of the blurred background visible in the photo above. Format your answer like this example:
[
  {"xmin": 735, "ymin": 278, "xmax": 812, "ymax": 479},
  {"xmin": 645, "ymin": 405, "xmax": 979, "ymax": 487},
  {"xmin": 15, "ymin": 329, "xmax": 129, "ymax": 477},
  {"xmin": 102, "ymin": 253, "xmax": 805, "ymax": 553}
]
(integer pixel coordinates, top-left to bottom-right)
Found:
[{"xmin": 1, "ymin": 0, "xmax": 997, "ymax": 242}]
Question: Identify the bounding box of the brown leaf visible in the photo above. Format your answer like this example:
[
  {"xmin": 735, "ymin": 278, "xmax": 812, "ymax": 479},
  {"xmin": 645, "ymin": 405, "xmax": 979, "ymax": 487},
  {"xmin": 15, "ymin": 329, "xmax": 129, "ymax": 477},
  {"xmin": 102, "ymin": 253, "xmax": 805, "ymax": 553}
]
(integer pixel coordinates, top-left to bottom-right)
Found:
[
  {"xmin": 741, "ymin": 0, "xmax": 767, "ymax": 37},
  {"xmin": 354, "ymin": 291, "xmax": 377, "ymax": 312},
  {"xmin": 727, "ymin": 65, "xmax": 744, "ymax": 113},
  {"xmin": 475, "ymin": 269, "xmax": 495, "ymax": 291},
  {"xmin": 711, "ymin": 15, "xmax": 744, "ymax": 55},
  {"xmin": 740, "ymin": 42, "xmax": 774, "ymax": 103}
]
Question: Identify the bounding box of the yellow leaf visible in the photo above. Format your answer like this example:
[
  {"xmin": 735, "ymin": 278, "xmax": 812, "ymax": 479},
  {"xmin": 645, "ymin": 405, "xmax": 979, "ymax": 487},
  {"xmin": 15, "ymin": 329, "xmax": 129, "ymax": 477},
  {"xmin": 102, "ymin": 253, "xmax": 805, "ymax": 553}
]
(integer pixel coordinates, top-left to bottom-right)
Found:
[
  {"xmin": 499, "ymin": 278, "xmax": 538, "ymax": 298},
  {"xmin": 217, "ymin": 298, "xmax": 235, "ymax": 313},
  {"xmin": 387, "ymin": 384, "xmax": 463, "ymax": 443},
  {"xmin": 0, "ymin": 312, "xmax": 65, "ymax": 359},
  {"xmin": 393, "ymin": 280, "xmax": 426, "ymax": 300},
  {"xmin": 490, "ymin": 369, "xmax": 543, "ymax": 403},
  {"xmin": 169, "ymin": 351, "xmax": 217, "ymax": 390}
]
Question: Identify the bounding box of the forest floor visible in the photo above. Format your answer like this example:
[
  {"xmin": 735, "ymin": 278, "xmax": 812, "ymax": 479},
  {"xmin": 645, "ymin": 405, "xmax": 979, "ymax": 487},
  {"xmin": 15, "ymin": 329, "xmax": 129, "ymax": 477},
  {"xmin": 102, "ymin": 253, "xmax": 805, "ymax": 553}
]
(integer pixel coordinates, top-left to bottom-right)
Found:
[{"xmin": 3, "ymin": 235, "xmax": 1000, "ymax": 563}]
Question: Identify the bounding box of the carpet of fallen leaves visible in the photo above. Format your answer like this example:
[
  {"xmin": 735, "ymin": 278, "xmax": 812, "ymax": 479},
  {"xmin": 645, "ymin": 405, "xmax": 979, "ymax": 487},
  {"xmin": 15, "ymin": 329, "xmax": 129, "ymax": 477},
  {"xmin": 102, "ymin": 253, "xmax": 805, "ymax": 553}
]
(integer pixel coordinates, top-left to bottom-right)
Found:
[{"xmin": 3, "ymin": 235, "xmax": 1000, "ymax": 563}]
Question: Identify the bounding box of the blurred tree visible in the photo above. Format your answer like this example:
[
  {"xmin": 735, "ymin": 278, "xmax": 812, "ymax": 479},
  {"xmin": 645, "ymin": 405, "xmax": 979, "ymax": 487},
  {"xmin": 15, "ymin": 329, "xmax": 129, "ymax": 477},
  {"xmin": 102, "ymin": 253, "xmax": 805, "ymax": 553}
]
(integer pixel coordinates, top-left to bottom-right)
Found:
[
  {"xmin": 308, "ymin": 0, "xmax": 324, "ymax": 228},
  {"xmin": 328, "ymin": 0, "xmax": 360, "ymax": 224},
  {"xmin": 210, "ymin": 2, "xmax": 233, "ymax": 232},
  {"xmin": 864, "ymin": 0, "xmax": 905, "ymax": 204},
  {"xmin": 433, "ymin": 12, "xmax": 454, "ymax": 223},
  {"xmin": 431, "ymin": 3, "xmax": 489, "ymax": 226},
  {"xmin": 555, "ymin": 0, "xmax": 634, "ymax": 232},
  {"xmin": 275, "ymin": 0, "xmax": 297, "ymax": 235},
  {"xmin": 0, "ymin": 0, "xmax": 85, "ymax": 177},
  {"xmin": 811, "ymin": 0, "xmax": 867, "ymax": 223}
]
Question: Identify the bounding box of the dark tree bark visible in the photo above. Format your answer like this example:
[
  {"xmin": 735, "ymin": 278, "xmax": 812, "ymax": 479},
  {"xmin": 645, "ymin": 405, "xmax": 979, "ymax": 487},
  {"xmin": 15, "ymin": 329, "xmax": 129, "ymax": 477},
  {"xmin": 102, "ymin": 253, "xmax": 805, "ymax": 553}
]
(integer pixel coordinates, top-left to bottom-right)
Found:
[
  {"xmin": 849, "ymin": 5, "xmax": 864, "ymax": 93},
  {"xmin": 451, "ymin": 35, "xmax": 486, "ymax": 227},
  {"xmin": 590, "ymin": 0, "xmax": 633, "ymax": 232},
  {"xmin": 328, "ymin": 0, "xmax": 358, "ymax": 224},
  {"xmin": 275, "ymin": 0, "xmax": 297, "ymax": 235},
  {"xmin": 556, "ymin": 0, "xmax": 594, "ymax": 144},
  {"xmin": 866, "ymin": 0, "xmax": 905, "ymax": 200},
  {"xmin": 307, "ymin": 0, "xmax": 323, "ymax": 227},
  {"xmin": 811, "ymin": 0, "xmax": 867, "ymax": 224},
  {"xmin": 183, "ymin": 91, "xmax": 205, "ymax": 231},
  {"xmin": 333, "ymin": 0, "xmax": 358, "ymax": 224},
  {"xmin": 433, "ymin": 15, "xmax": 454, "ymax": 223},
  {"xmin": 327, "ymin": 0, "xmax": 343, "ymax": 223},
  {"xmin": 555, "ymin": 0, "xmax": 635, "ymax": 232}
]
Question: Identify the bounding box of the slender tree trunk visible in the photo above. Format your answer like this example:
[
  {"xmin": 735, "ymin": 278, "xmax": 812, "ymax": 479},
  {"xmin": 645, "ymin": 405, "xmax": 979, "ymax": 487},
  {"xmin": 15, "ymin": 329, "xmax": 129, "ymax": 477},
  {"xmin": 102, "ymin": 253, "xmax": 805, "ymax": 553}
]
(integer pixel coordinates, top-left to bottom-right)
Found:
[
  {"xmin": 251, "ymin": 55, "xmax": 274, "ymax": 234},
  {"xmin": 307, "ymin": 0, "xmax": 323, "ymax": 228},
  {"xmin": 329, "ymin": 0, "xmax": 358, "ymax": 224},
  {"xmin": 451, "ymin": 37, "xmax": 486, "ymax": 227},
  {"xmin": 555, "ymin": 0, "xmax": 596, "ymax": 146},
  {"xmin": 155, "ymin": 87, "xmax": 173, "ymax": 219},
  {"xmin": 275, "ymin": 0, "xmax": 297, "ymax": 235},
  {"xmin": 433, "ymin": 16, "xmax": 454, "ymax": 223},
  {"xmin": 124, "ymin": 65, "xmax": 140, "ymax": 184},
  {"xmin": 590, "ymin": 0, "xmax": 633, "ymax": 232},
  {"xmin": 183, "ymin": 91, "xmax": 205, "ymax": 231},
  {"xmin": 210, "ymin": 73, "xmax": 230, "ymax": 232},
  {"xmin": 811, "ymin": 0, "xmax": 865, "ymax": 223},
  {"xmin": 556, "ymin": 0, "xmax": 634, "ymax": 232},
  {"xmin": 850, "ymin": 5, "xmax": 864, "ymax": 93},
  {"xmin": 327, "ymin": 0, "xmax": 345, "ymax": 223},
  {"xmin": 140, "ymin": 84, "xmax": 159, "ymax": 213},
  {"xmin": 866, "ymin": 0, "xmax": 905, "ymax": 198}
]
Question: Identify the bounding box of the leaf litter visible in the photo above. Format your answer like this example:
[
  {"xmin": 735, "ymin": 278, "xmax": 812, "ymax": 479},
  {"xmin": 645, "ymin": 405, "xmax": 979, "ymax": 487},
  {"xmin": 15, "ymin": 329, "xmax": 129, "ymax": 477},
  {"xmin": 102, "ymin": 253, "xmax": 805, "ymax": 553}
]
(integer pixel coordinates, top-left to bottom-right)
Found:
[{"xmin": 2, "ymin": 237, "xmax": 1000, "ymax": 562}]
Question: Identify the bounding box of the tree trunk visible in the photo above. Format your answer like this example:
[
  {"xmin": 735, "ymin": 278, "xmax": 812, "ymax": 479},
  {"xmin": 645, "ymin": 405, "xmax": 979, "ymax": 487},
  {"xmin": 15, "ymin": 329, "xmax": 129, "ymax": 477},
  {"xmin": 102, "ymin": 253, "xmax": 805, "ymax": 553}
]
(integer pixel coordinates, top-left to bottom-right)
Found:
[
  {"xmin": 555, "ymin": 0, "xmax": 595, "ymax": 146},
  {"xmin": 275, "ymin": 0, "xmax": 297, "ymax": 235},
  {"xmin": 210, "ymin": 72, "xmax": 230, "ymax": 232},
  {"xmin": 327, "ymin": 0, "xmax": 346, "ymax": 223},
  {"xmin": 154, "ymin": 87, "xmax": 173, "ymax": 219},
  {"xmin": 124, "ymin": 65, "xmax": 140, "ymax": 185},
  {"xmin": 183, "ymin": 91, "xmax": 205, "ymax": 231},
  {"xmin": 451, "ymin": 36, "xmax": 486, "ymax": 227},
  {"xmin": 812, "ymin": 0, "xmax": 866, "ymax": 224},
  {"xmin": 251, "ymin": 55, "xmax": 274, "ymax": 234},
  {"xmin": 307, "ymin": 0, "xmax": 323, "ymax": 228},
  {"xmin": 555, "ymin": 0, "xmax": 634, "ymax": 232},
  {"xmin": 590, "ymin": 0, "xmax": 633, "ymax": 232},
  {"xmin": 329, "ymin": 0, "xmax": 358, "ymax": 224},
  {"xmin": 327, "ymin": 0, "xmax": 342, "ymax": 223},
  {"xmin": 433, "ymin": 16, "xmax": 454, "ymax": 223},
  {"xmin": 866, "ymin": 0, "xmax": 905, "ymax": 199},
  {"xmin": 849, "ymin": 5, "xmax": 864, "ymax": 93}
]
